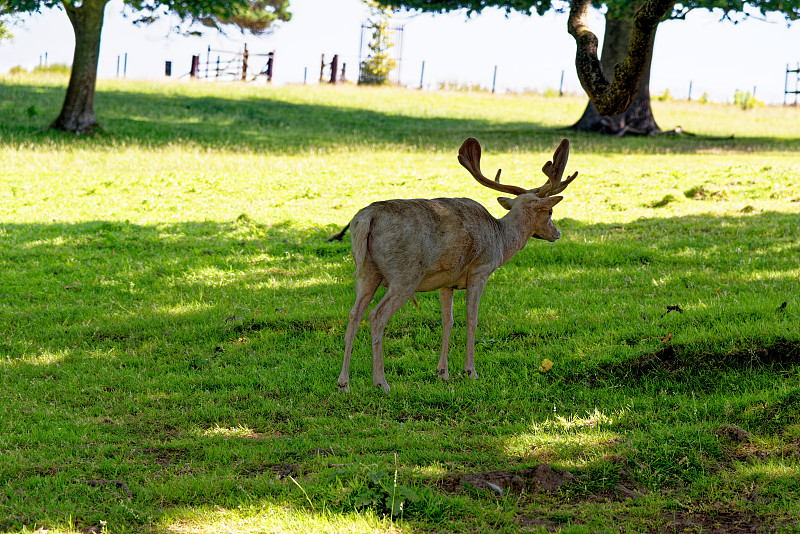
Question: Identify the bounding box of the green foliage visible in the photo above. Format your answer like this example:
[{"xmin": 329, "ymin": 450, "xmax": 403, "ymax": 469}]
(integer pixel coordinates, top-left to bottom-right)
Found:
[
  {"xmin": 5, "ymin": 63, "xmax": 71, "ymax": 77},
  {"xmin": 33, "ymin": 62, "xmax": 71, "ymax": 75},
  {"xmin": 0, "ymin": 19, "xmax": 11, "ymax": 40},
  {"xmin": 733, "ymin": 89, "xmax": 765, "ymax": 110},
  {"xmin": 358, "ymin": 0, "xmax": 397, "ymax": 85},
  {"xmin": 653, "ymin": 88, "xmax": 673, "ymax": 102},
  {"xmin": 0, "ymin": 0, "xmax": 291, "ymax": 34},
  {"xmin": 378, "ymin": 0, "xmax": 800, "ymax": 21},
  {"xmin": 128, "ymin": 0, "xmax": 292, "ymax": 35},
  {"xmin": 336, "ymin": 467, "xmax": 420, "ymax": 518},
  {"xmin": 437, "ymin": 80, "xmax": 486, "ymax": 92}
]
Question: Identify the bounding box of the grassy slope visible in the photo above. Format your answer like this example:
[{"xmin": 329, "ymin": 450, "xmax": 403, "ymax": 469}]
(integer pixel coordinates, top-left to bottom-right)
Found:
[{"xmin": 0, "ymin": 75, "xmax": 799, "ymax": 533}]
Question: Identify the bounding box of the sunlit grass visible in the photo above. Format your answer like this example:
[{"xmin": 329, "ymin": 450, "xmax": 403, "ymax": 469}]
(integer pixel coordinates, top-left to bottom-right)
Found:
[{"xmin": 161, "ymin": 503, "xmax": 405, "ymax": 534}]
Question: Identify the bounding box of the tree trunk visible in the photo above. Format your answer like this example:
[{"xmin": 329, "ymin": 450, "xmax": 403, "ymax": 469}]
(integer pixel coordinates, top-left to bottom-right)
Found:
[
  {"xmin": 51, "ymin": 0, "xmax": 109, "ymax": 134},
  {"xmin": 571, "ymin": 11, "xmax": 660, "ymax": 135}
]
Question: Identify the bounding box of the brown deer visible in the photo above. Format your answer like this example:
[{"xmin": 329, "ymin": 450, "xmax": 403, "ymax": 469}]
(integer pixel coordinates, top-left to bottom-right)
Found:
[{"xmin": 336, "ymin": 138, "xmax": 578, "ymax": 392}]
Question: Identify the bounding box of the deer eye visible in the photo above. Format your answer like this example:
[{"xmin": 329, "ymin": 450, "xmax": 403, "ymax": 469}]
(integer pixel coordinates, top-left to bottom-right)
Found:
[{"xmin": 548, "ymin": 209, "xmax": 553, "ymax": 216}]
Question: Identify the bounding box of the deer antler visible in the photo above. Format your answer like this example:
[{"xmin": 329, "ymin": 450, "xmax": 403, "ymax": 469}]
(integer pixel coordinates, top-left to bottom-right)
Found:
[
  {"xmin": 529, "ymin": 138, "xmax": 579, "ymax": 198},
  {"xmin": 458, "ymin": 138, "xmax": 528, "ymax": 196}
]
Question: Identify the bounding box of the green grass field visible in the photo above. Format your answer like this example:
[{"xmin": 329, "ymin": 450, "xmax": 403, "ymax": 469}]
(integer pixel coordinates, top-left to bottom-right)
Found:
[{"xmin": 1, "ymin": 74, "xmax": 799, "ymax": 533}]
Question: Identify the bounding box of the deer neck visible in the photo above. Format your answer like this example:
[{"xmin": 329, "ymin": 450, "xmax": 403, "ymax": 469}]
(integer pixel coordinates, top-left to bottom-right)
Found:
[{"xmin": 498, "ymin": 207, "xmax": 536, "ymax": 264}]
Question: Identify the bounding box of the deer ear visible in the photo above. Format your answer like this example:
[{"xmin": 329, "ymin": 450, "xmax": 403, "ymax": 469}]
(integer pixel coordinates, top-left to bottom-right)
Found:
[
  {"xmin": 541, "ymin": 196, "xmax": 563, "ymax": 208},
  {"xmin": 497, "ymin": 197, "xmax": 514, "ymax": 210}
]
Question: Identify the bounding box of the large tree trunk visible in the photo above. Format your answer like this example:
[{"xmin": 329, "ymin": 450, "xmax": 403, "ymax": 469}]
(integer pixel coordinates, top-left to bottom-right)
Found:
[
  {"xmin": 571, "ymin": 11, "xmax": 660, "ymax": 135},
  {"xmin": 51, "ymin": 0, "xmax": 109, "ymax": 134}
]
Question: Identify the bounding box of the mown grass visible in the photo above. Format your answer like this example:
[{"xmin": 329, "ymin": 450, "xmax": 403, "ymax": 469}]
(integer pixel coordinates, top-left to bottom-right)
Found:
[{"xmin": 1, "ymin": 74, "xmax": 799, "ymax": 533}]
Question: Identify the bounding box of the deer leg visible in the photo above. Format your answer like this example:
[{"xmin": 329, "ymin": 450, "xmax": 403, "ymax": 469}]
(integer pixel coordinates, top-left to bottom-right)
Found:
[
  {"xmin": 338, "ymin": 271, "xmax": 381, "ymax": 392},
  {"xmin": 437, "ymin": 287, "xmax": 454, "ymax": 381},
  {"xmin": 464, "ymin": 276, "xmax": 488, "ymax": 379},
  {"xmin": 368, "ymin": 285, "xmax": 416, "ymax": 393}
]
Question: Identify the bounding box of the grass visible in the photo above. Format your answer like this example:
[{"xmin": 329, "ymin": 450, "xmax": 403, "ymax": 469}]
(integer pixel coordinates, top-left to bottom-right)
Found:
[{"xmin": 1, "ymin": 73, "xmax": 799, "ymax": 533}]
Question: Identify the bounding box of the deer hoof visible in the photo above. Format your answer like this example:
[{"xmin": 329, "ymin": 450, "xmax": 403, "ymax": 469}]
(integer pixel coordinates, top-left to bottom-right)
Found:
[
  {"xmin": 437, "ymin": 368, "xmax": 450, "ymax": 381},
  {"xmin": 338, "ymin": 381, "xmax": 350, "ymax": 393},
  {"xmin": 374, "ymin": 382, "xmax": 390, "ymax": 393},
  {"xmin": 464, "ymin": 369, "xmax": 479, "ymax": 380}
]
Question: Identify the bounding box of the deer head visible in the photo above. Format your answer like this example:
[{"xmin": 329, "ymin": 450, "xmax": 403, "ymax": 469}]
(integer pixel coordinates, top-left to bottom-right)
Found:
[{"xmin": 458, "ymin": 137, "xmax": 578, "ymax": 242}]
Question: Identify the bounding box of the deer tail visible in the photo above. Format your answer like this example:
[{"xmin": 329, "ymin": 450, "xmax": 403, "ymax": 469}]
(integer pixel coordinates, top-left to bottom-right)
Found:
[
  {"xmin": 350, "ymin": 217, "xmax": 372, "ymax": 279},
  {"xmin": 327, "ymin": 221, "xmax": 351, "ymax": 242}
]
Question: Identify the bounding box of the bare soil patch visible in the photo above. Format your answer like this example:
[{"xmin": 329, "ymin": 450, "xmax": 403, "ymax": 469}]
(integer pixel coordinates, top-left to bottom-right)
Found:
[
  {"xmin": 441, "ymin": 464, "xmax": 574, "ymax": 496},
  {"xmin": 646, "ymin": 510, "xmax": 793, "ymax": 534}
]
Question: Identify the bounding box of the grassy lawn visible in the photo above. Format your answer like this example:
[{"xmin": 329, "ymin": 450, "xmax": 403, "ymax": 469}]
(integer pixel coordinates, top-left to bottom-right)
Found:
[{"xmin": 1, "ymin": 74, "xmax": 799, "ymax": 533}]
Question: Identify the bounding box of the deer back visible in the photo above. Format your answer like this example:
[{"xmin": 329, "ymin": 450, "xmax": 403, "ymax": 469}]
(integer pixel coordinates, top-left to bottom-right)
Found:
[{"xmin": 350, "ymin": 198, "xmax": 505, "ymax": 291}]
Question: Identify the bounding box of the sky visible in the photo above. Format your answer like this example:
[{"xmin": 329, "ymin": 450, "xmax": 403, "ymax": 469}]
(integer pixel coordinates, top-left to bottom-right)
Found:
[{"xmin": 1, "ymin": 0, "xmax": 799, "ymax": 104}]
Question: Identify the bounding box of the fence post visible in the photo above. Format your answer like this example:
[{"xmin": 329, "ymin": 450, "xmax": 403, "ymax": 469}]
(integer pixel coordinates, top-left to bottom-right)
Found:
[
  {"xmin": 785, "ymin": 64, "xmax": 790, "ymax": 106},
  {"xmin": 123, "ymin": 52, "xmax": 127, "ymax": 78},
  {"xmin": 116, "ymin": 55, "xmax": 120, "ymax": 78},
  {"xmin": 206, "ymin": 45, "xmax": 211, "ymax": 78},
  {"xmin": 559, "ymin": 69, "xmax": 564, "ymax": 96},
  {"xmin": 491, "ymin": 65, "xmax": 498, "ymax": 94},
  {"xmin": 419, "ymin": 60, "xmax": 425, "ymax": 89},
  {"xmin": 330, "ymin": 55, "xmax": 339, "ymax": 84},
  {"xmin": 242, "ymin": 44, "xmax": 248, "ymax": 82},
  {"xmin": 165, "ymin": 61, "xmax": 172, "ymax": 77},
  {"xmin": 688, "ymin": 81, "xmax": 692, "ymax": 101},
  {"xmin": 266, "ymin": 51, "xmax": 274, "ymax": 82},
  {"xmin": 320, "ymin": 54, "xmax": 325, "ymax": 83},
  {"xmin": 304, "ymin": 66, "xmax": 307, "ymax": 84},
  {"xmin": 190, "ymin": 55, "xmax": 200, "ymax": 78}
]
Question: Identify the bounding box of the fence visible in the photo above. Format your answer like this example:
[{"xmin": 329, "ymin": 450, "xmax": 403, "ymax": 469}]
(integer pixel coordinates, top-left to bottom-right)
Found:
[
  {"xmin": 785, "ymin": 63, "xmax": 800, "ymax": 106},
  {"xmin": 169, "ymin": 45, "xmax": 275, "ymax": 82}
]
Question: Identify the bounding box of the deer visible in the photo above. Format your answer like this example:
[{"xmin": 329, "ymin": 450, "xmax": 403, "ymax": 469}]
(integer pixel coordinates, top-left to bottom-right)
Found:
[{"xmin": 335, "ymin": 137, "xmax": 578, "ymax": 392}]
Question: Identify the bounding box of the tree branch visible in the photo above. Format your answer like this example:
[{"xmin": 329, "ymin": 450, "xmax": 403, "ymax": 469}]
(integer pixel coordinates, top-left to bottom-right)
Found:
[{"xmin": 568, "ymin": 0, "xmax": 675, "ymax": 116}]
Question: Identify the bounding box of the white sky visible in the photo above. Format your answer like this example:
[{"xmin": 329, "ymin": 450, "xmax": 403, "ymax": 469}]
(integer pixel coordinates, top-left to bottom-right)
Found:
[{"xmin": 1, "ymin": 0, "xmax": 799, "ymax": 104}]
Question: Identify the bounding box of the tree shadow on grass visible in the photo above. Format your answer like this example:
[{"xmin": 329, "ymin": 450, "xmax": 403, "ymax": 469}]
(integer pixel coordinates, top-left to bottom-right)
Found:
[
  {"xmin": 2, "ymin": 80, "xmax": 799, "ymax": 155},
  {"xmin": 1, "ymin": 210, "xmax": 798, "ymax": 377},
  {"xmin": 1, "ymin": 211, "xmax": 799, "ymax": 533}
]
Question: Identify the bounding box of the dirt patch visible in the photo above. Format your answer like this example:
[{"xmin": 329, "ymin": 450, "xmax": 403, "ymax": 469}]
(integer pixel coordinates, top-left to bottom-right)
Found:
[
  {"xmin": 228, "ymin": 317, "xmax": 339, "ymax": 335},
  {"xmin": 514, "ymin": 509, "xmax": 795, "ymax": 533},
  {"xmin": 516, "ymin": 513, "xmax": 580, "ymax": 532},
  {"xmin": 717, "ymin": 424, "xmax": 753, "ymax": 444},
  {"xmin": 237, "ymin": 462, "xmax": 299, "ymax": 478},
  {"xmin": 646, "ymin": 510, "xmax": 791, "ymax": 534},
  {"xmin": 133, "ymin": 445, "xmax": 193, "ymax": 467},
  {"xmin": 441, "ymin": 464, "xmax": 574, "ymax": 496}
]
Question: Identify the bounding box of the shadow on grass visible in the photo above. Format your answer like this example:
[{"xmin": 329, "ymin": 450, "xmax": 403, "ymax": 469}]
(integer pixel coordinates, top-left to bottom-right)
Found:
[
  {"xmin": 2, "ymin": 210, "xmax": 798, "ymax": 365},
  {"xmin": 2, "ymin": 80, "xmax": 799, "ymax": 154},
  {"xmin": 1, "ymin": 212, "xmax": 799, "ymax": 532}
]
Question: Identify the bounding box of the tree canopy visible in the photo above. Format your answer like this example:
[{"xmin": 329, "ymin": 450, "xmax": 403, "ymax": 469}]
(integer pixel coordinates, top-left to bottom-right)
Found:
[
  {"xmin": 0, "ymin": 0, "xmax": 291, "ymax": 29},
  {"xmin": 380, "ymin": 0, "xmax": 799, "ymax": 21}
]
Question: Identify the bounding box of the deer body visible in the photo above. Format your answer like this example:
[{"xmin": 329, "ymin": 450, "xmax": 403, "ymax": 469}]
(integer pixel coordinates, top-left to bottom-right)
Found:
[
  {"xmin": 353, "ymin": 198, "xmax": 502, "ymax": 291},
  {"xmin": 338, "ymin": 138, "xmax": 578, "ymax": 392}
]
